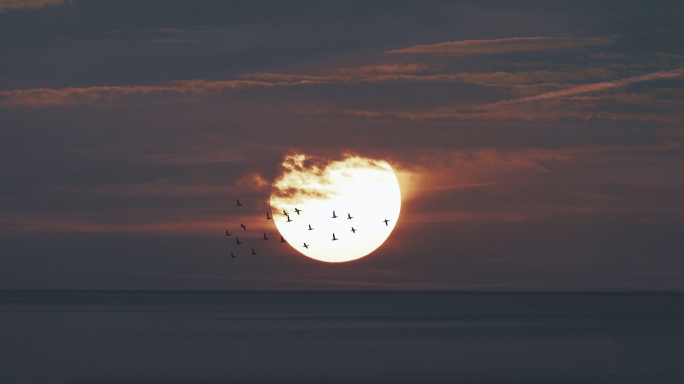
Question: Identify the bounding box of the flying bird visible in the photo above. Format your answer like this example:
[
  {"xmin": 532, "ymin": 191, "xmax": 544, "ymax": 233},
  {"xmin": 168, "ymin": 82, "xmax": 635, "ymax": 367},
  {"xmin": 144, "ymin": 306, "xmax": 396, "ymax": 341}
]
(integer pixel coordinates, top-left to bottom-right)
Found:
[
  {"xmin": 294, "ymin": 208, "xmax": 301, "ymax": 215},
  {"xmin": 236, "ymin": 238, "xmax": 241, "ymax": 245},
  {"xmin": 266, "ymin": 212, "xmax": 272, "ymax": 220},
  {"xmin": 263, "ymin": 233, "xmax": 269, "ymax": 240},
  {"xmin": 286, "ymin": 216, "xmax": 293, "ymax": 222},
  {"xmin": 251, "ymin": 248, "xmax": 257, "ymax": 255},
  {"xmin": 303, "ymin": 243, "xmax": 309, "ymax": 249},
  {"xmin": 347, "ymin": 213, "xmax": 353, "ymax": 220},
  {"xmin": 351, "ymin": 227, "xmax": 356, "ymax": 233},
  {"xmin": 332, "ymin": 211, "xmax": 338, "ymax": 218},
  {"xmin": 308, "ymin": 224, "xmax": 313, "ymax": 230},
  {"xmin": 282, "ymin": 210, "xmax": 288, "ymax": 216},
  {"xmin": 236, "ymin": 200, "xmax": 242, "ymax": 206},
  {"xmin": 332, "ymin": 233, "xmax": 338, "ymax": 241},
  {"xmin": 383, "ymin": 219, "xmax": 390, "ymax": 226},
  {"xmin": 240, "ymin": 224, "xmax": 246, "ymax": 230},
  {"xmin": 225, "ymin": 230, "xmax": 231, "ymax": 236},
  {"xmin": 280, "ymin": 236, "xmax": 287, "ymax": 243},
  {"xmin": 230, "ymin": 252, "xmax": 236, "ymax": 258}
]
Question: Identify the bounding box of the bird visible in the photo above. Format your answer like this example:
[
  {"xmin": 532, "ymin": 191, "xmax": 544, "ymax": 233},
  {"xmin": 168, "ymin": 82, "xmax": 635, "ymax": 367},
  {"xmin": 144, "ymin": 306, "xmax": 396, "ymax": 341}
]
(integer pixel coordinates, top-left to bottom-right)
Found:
[
  {"xmin": 280, "ymin": 236, "xmax": 287, "ymax": 243},
  {"xmin": 225, "ymin": 230, "xmax": 231, "ymax": 236},
  {"xmin": 286, "ymin": 216, "xmax": 293, "ymax": 222},
  {"xmin": 236, "ymin": 200, "xmax": 242, "ymax": 206},
  {"xmin": 332, "ymin": 211, "xmax": 338, "ymax": 218},
  {"xmin": 383, "ymin": 219, "xmax": 390, "ymax": 226},
  {"xmin": 308, "ymin": 224, "xmax": 313, "ymax": 230},
  {"xmin": 263, "ymin": 233, "xmax": 269, "ymax": 240},
  {"xmin": 251, "ymin": 248, "xmax": 257, "ymax": 255},
  {"xmin": 347, "ymin": 213, "xmax": 353, "ymax": 219},
  {"xmin": 282, "ymin": 210, "xmax": 288, "ymax": 216},
  {"xmin": 266, "ymin": 212, "xmax": 272, "ymax": 220},
  {"xmin": 240, "ymin": 224, "xmax": 246, "ymax": 230},
  {"xmin": 303, "ymin": 243, "xmax": 309, "ymax": 249},
  {"xmin": 332, "ymin": 233, "xmax": 338, "ymax": 241},
  {"xmin": 236, "ymin": 238, "xmax": 242, "ymax": 245},
  {"xmin": 351, "ymin": 227, "xmax": 356, "ymax": 233},
  {"xmin": 230, "ymin": 252, "xmax": 236, "ymax": 258},
  {"xmin": 294, "ymin": 208, "xmax": 301, "ymax": 215}
]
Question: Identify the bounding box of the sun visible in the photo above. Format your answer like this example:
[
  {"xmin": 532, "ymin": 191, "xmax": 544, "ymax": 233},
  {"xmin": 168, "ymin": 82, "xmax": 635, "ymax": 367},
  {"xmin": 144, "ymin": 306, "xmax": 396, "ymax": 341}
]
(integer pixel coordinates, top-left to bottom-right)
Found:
[{"xmin": 270, "ymin": 153, "xmax": 401, "ymax": 263}]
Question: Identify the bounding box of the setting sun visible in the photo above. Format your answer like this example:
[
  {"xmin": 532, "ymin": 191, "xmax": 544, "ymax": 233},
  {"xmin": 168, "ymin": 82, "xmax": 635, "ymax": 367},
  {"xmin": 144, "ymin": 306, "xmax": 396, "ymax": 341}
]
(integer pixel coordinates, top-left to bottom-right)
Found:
[{"xmin": 270, "ymin": 154, "xmax": 401, "ymax": 263}]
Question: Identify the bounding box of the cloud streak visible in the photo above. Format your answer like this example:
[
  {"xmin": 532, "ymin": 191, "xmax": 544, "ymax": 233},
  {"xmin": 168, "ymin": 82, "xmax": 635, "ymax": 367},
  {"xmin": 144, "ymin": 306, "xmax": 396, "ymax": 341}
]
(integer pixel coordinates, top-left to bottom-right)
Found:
[
  {"xmin": 0, "ymin": 0, "xmax": 65, "ymax": 12},
  {"xmin": 0, "ymin": 80, "xmax": 285, "ymax": 107},
  {"xmin": 384, "ymin": 37, "xmax": 612, "ymax": 56},
  {"xmin": 479, "ymin": 68, "xmax": 684, "ymax": 108}
]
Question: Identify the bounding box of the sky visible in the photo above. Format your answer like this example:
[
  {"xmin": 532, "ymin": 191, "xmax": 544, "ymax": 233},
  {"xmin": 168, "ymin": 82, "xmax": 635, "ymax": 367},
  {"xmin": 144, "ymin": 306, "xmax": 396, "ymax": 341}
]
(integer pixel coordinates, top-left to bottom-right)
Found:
[{"xmin": 1, "ymin": 0, "xmax": 683, "ymax": 290}]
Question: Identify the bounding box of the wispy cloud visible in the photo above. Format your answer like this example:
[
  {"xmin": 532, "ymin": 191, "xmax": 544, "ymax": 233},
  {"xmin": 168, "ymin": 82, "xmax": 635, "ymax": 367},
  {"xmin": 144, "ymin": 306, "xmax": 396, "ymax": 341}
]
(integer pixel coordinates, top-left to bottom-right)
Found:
[
  {"xmin": 479, "ymin": 68, "xmax": 684, "ymax": 108},
  {"xmin": 0, "ymin": 0, "xmax": 65, "ymax": 12},
  {"xmin": 148, "ymin": 39, "xmax": 200, "ymax": 43},
  {"xmin": 384, "ymin": 37, "xmax": 612, "ymax": 56},
  {"xmin": 315, "ymin": 69, "xmax": 684, "ymax": 122},
  {"xmin": 0, "ymin": 80, "xmax": 286, "ymax": 107}
]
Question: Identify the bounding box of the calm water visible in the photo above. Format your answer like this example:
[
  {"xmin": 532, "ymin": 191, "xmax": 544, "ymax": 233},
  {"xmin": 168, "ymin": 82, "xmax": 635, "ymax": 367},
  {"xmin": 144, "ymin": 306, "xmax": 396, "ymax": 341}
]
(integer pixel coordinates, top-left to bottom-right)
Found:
[{"xmin": 0, "ymin": 292, "xmax": 683, "ymax": 384}]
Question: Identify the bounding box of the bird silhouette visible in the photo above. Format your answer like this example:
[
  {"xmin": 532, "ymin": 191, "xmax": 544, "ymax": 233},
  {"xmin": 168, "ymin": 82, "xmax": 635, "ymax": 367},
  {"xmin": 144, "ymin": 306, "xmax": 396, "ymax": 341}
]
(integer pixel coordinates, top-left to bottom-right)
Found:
[
  {"xmin": 280, "ymin": 236, "xmax": 287, "ymax": 243},
  {"xmin": 236, "ymin": 200, "xmax": 242, "ymax": 206},
  {"xmin": 266, "ymin": 212, "xmax": 272, "ymax": 220},
  {"xmin": 241, "ymin": 224, "xmax": 247, "ymax": 230},
  {"xmin": 332, "ymin": 233, "xmax": 338, "ymax": 241},
  {"xmin": 347, "ymin": 213, "xmax": 353, "ymax": 219},
  {"xmin": 383, "ymin": 219, "xmax": 390, "ymax": 226},
  {"xmin": 286, "ymin": 216, "xmax": 293, "ymax": 222},
  {"xmin": 282, "ymin": 210, "xmax": 288, "ymax": 216},
  {"xmin": 263, "ymin": 233, "xmax": 269, "ymax": 240},
  {"xmin": 308, "ymin": 224, "xmax": 313, "ymax": 230},
  {"xmin": 351, "ymin": 227, "xmax": 356, "ymax": 233},
  {"xmin": 230, "ymin": 252, "xmax": 236, "ymax": 258},
  {"xmin": 294, "ymin": 208, "xmax": 301, "ymax": 215},
  {"xmin": 332, "ymin": 211, "xmax": 338, "ymax": 218},
  {"xmin": 236, "ymin": 238, "xmax": 241, "ymax": 245},
  {"xmin": 303, "ymin": 243, "xmax": 309, "ymax": 249},
  {"xmin": 251, "ymin": 248, "xmax": 257, "ymax": 255},
  {"xmin": 225, "ymin": 230, "xmax": 231, "ymax": 236}
]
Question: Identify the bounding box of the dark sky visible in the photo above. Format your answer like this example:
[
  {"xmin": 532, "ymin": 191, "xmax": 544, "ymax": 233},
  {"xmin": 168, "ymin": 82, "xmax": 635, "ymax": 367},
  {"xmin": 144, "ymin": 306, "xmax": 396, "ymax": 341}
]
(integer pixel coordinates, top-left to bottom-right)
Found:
[{"xmin": 1, "ymin": 0, "xmax": 683, "ymax": 290}]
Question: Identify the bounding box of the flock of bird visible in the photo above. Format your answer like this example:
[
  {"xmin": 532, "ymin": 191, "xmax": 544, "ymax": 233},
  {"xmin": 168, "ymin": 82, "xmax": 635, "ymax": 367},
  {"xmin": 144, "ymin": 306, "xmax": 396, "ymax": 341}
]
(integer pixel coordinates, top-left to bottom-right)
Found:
[{"xmin": 224, "ymin": 199, "xmax": 391, "ymax": 258}]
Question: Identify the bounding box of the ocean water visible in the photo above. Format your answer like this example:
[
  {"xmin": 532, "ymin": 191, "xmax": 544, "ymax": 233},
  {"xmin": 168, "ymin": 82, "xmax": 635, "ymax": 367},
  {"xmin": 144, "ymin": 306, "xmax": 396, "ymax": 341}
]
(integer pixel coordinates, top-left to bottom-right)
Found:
[{"xmin": 0, "ymin": 292, "xmax": 683, "ymax": 384}]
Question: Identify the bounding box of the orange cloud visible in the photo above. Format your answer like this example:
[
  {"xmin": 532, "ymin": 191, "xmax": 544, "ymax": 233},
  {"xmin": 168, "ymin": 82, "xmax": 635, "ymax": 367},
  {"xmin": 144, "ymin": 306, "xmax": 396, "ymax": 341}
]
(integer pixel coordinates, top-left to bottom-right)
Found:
[
  {"xmin": 236, "ymin": 172, "xmax": 270, "ymax": 190},
  {"xmin": 241, "ymin": 68, "xmax": 617, "ymax": 87},
  {"xmin": 0, "ymin": 80, "xmax": 280, "ymax": 107},
  {"xmin": 384, "ymin": 37, "xmax": 612, "ymax": 56},
  {"xmin": 0, "ymin": 0, "xmax": 65, "ymax": 12},
  {"xmin": 0, "ymin": 213, "xmax": 276, "ymax": 235},
  {"xmin": 337, "ymin": 62, "xmax": 446, "ymax": 74}
]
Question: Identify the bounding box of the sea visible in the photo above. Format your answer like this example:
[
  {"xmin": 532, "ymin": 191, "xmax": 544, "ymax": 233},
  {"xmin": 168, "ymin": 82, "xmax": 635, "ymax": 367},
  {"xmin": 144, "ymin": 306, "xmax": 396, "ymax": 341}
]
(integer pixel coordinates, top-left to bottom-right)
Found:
[{"xmin": 0, "ymin": 291, "xmax": 682, "ymax": 384}]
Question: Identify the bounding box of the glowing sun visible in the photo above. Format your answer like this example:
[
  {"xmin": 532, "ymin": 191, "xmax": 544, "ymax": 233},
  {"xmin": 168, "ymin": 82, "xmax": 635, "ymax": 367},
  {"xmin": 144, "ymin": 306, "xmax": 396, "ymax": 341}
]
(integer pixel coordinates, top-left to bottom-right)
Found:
[{"xmin": 270, "ymin": 154, "xmax": 401, "ymax": 263}]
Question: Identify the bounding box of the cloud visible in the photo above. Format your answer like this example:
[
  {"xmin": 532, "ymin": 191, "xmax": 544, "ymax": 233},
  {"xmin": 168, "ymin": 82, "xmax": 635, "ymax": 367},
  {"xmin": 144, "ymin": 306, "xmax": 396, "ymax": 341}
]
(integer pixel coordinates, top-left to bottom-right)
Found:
[
  {"xmin": 336, "ymin": 63, "xmax": 446, "ymax": 74},
  {"xmin": 148, "ymin": 39, "xmax": 200, "ymax": 43},
  {"xmin": 383, "ymin": 37, "xmax": 613, "ymax": 56},
  {"xmin": 0, "ymin": 80, "xmax": 284, "ymax": 107},
  {"xmin": 0, "ymin": 214, "xmax": 274, "ymax": 236},
  {"xmin": 0, "ymin": 0, "xmax": 65, "ymax": 12},
  {"xmin": 337, "ymin": 96, "xmax": 684, "ymax": 123},
  {"xmin": 240, "ymin": 67, "xmax": 618, "ymax": 87},
  {"xmin": 479, "ymin": 68, "xmax": 684, "ymax": 108},
  {"xmin": 317, "ymin": 69, "xmax": 684, "ymax": 122},
  {"xmin": 236, "ymin": 172, "xmax": 270, "ymax": 190}
]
